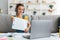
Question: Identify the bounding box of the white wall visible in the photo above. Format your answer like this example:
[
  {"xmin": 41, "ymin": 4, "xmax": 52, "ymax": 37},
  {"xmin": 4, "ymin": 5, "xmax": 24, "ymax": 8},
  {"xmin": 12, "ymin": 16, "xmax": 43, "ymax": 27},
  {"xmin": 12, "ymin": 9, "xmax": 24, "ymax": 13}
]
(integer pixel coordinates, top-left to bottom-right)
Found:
[
  {"xmin": 0, "ymin": 0, "xmax": 8, "ymax": 14},
  {"xmin": 8, "ymin": 0, "xmax": 60, "ymax": 15},
  {"xmin": 0, "ymin": 0, "xmax": 59, "ymax": 15},
  {"xmin": 54, "ymin": 0, "xmax": 60, "ymax": 15}
]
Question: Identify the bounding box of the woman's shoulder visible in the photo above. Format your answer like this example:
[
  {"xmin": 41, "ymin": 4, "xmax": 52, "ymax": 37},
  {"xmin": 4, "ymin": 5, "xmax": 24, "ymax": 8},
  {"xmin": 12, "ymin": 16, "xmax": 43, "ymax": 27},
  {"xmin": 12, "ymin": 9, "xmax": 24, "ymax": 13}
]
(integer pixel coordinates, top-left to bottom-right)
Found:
[{"xmin": 11, "ymin": 16, "xmax": 20, "ymax": 20}]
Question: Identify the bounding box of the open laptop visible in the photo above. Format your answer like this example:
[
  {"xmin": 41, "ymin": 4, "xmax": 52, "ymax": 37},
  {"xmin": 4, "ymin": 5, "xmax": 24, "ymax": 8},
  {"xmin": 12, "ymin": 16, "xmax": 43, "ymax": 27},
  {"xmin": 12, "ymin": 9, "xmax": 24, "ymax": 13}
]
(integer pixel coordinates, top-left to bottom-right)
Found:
[{"xmin": 23, "ymin": 20, "xmax": 53, "ymax": 39}]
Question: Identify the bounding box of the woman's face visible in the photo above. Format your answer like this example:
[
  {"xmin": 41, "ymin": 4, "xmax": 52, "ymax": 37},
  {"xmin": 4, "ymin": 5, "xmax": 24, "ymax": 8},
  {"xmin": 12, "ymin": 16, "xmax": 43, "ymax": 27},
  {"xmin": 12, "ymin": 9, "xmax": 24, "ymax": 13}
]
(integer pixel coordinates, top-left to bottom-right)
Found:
[{"xmin": 17, "ymin": 6, "xmax": 24, "ymax": 14}]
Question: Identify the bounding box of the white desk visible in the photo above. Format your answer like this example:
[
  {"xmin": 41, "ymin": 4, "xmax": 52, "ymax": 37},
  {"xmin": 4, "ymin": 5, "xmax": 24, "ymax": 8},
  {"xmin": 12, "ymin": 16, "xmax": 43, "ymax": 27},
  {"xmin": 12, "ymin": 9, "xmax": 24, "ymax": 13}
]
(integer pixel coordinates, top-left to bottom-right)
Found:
[
  {"xmin": 12, "ymin": 33, "xmax": 59, "ymax": 40},
  {"xmin": 0, "ymin": 33, "xmax": 59, "ymax": 40},
  {"xmin": 31, "ymin": 33, "xmax": 60, "ymax": 40}
]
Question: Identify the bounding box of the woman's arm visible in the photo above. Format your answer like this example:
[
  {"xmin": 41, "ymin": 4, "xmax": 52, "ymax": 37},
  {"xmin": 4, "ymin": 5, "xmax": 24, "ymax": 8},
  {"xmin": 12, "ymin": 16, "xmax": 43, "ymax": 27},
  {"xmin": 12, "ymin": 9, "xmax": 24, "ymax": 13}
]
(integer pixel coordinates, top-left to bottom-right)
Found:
[
  {"xmin": 11, "ymin": 16, "xmax": 14, "ymax": 21},
  {"xmin": 10, "ymin": 16, "xmax": 15, "ymax": 32},
  {"xmin": 24, "ymin": 21, "xmax": 31, "ymax": 33}
]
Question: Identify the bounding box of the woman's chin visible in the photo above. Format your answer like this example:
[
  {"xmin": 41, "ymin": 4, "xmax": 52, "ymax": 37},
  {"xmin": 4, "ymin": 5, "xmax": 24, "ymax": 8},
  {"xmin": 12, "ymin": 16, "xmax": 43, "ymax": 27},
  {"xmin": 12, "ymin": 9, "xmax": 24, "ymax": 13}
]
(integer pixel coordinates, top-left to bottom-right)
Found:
[{"xmin": 18, "ymin": 13, "xmax": 23, "ymax": 14}]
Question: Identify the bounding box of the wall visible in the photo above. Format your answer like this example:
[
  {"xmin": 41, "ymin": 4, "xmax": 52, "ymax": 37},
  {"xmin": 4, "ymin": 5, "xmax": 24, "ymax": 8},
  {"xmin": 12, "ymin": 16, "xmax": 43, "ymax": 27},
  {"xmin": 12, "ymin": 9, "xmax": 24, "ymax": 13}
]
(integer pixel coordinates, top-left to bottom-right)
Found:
[
  {"xmin": 55, "ymin": 0, "xmax": 60, "ymax": 15},
  {"xmin": 8, "ymin": 0, "xmax": 57, "ymax": 16},
  {"xmin": 0, "ymin": 0, "xmax": 59, "ymax": 15},
  {"xmin": 0, "ymin": 0, "xmax": 8, "ymax": 14}
]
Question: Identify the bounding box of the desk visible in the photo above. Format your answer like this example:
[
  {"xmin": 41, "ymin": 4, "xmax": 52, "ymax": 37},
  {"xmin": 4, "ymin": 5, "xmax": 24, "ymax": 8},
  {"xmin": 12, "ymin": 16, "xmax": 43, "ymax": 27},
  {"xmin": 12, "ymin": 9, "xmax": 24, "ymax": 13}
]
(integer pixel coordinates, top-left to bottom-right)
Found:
[
  {"xmin": 31, "ymin": 33, "xmax": 60, "ymax": 40},
  {"xmin": 12, "ymin": 33, "xmax": 59, "ymax": 40},
  {"xmin": 0, "ymin": 33, "xmax": 59, "ymax": 40}
]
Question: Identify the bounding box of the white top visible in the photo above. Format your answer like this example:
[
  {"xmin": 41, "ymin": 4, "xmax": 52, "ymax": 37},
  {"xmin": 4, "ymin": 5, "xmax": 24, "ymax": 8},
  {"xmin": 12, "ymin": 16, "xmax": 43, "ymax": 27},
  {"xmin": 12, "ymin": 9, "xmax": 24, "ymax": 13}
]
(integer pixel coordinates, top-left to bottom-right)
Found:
[{"xmin": 12, "ymin": 17, "xmax": 28, "ymax": 30}]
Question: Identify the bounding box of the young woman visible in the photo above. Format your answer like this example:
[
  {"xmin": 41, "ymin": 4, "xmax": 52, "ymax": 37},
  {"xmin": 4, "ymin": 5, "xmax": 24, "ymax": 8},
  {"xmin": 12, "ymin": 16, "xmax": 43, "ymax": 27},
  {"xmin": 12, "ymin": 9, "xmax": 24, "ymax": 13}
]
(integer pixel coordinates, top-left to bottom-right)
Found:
[{"xmin": 11, "ymin": 3, "xmax": 31, "ymax": 33}]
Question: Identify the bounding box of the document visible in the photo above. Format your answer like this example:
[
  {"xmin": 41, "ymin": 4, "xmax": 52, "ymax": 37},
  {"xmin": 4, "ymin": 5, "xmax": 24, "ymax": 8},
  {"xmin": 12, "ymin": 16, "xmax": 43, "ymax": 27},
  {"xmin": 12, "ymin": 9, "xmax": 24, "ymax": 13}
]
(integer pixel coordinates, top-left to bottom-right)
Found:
[{"xmin": 12, "ymin": 18, "xmax": 28, "ymax": 30}]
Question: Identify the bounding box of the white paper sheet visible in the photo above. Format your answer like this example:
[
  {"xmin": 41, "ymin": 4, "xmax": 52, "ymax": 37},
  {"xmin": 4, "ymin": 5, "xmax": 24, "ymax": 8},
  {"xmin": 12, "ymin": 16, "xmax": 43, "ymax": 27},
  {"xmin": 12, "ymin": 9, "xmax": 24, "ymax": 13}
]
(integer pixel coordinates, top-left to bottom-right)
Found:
[{"xmin": 12, "ymin": 18, "xmax": 28, "ymax": 30}]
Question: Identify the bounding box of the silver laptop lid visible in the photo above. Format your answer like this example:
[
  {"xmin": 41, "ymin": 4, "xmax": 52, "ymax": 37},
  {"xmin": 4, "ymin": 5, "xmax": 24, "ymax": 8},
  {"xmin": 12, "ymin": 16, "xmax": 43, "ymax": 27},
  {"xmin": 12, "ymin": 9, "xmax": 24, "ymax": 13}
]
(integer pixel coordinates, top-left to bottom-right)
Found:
[{"xmin": 30, "ymin": 20, "xmax": 53, "ymax": 39}]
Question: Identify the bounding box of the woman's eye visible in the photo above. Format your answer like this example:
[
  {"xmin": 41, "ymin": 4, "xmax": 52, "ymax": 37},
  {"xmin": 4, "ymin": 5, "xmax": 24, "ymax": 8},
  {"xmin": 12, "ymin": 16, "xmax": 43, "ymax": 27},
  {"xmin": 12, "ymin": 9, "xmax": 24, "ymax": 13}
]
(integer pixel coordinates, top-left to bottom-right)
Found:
[{"xmin": 18, "ymin": 9, "xmax": 23, "ymax": 10}]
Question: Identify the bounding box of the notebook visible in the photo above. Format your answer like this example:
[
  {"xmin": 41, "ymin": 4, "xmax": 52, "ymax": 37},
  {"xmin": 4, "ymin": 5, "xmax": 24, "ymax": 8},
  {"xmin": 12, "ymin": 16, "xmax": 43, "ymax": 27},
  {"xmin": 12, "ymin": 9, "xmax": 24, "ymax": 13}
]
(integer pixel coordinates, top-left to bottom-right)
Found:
[{"xmin": 12, "ymin": 17, "xmax": 28, "ymax": 30}]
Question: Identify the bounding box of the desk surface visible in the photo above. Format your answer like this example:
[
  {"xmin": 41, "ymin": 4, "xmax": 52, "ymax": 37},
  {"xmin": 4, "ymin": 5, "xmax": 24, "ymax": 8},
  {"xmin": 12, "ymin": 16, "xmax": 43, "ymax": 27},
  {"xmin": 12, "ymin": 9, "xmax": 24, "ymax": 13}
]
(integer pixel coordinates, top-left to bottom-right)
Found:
[
  {"xmin": 0, "ymin": 33, "xmax": 59, "ymax": 40},
  {"xmin": 12, "ymin": 33, "xmax": 60, "ymax": 40}
]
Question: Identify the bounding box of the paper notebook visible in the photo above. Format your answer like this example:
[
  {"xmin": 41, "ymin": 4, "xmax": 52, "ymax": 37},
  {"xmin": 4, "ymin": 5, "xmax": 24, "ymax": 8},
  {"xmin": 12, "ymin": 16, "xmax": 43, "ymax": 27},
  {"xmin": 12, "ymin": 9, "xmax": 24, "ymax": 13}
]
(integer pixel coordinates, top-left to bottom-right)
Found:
[{"xmin": 12, "ymin": 17, "xmax": 28, "ymax": 30}]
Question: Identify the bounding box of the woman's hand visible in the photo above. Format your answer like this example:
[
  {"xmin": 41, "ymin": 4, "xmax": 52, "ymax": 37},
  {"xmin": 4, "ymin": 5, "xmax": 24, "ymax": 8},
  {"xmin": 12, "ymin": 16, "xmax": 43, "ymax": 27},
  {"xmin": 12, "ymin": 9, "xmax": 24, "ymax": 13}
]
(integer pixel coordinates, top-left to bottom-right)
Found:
[
  {"xmin": 24, "ymin": 21, "xmax": 31, "ymax": 33},
  {"xmin": 24, "ymin": 28, "xmax": 29, "ymax": 33}
]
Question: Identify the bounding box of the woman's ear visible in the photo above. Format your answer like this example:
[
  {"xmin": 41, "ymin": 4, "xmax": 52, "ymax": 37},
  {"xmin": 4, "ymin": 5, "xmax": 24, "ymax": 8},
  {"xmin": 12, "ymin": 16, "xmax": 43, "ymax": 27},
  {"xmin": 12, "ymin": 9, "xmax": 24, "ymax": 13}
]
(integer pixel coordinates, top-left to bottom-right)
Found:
[{"xmin": 15, "ymin": 8, "xmax": 17, "ymax": 12}]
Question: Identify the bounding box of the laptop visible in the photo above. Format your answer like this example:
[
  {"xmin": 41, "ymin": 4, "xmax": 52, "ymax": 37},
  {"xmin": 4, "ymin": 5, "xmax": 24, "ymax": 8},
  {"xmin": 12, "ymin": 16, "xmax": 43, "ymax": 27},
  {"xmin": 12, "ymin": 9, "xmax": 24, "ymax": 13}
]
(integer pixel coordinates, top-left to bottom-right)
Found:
[{"xmin": 23, "ymin": 20, "xmax": 53, "ymax": 39}]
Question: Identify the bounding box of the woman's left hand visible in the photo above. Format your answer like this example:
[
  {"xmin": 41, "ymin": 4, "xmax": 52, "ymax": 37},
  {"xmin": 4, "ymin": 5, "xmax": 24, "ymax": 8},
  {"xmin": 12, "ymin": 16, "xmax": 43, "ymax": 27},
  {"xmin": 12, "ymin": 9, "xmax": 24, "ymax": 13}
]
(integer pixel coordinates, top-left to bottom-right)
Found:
[
  {"xmin": 24, "ymin": 28, "xmax": 29, "ymax": 33},
  {"xmin": 24, "ymin": 21, "xmax": 31, "ymax": 33}
]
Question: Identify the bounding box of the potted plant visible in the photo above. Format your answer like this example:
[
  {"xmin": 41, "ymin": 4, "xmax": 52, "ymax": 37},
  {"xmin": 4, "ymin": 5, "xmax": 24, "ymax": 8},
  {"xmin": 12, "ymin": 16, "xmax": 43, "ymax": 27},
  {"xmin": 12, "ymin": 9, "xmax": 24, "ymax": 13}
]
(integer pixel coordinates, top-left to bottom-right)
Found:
[
  {"xmin": 42, "ymin": 12, "xmax": 46, "ymax": 15},
  {"xmin": 9, "ymin": 5, "xmax": 13, "ymax": 9},
  {"xmin": 49, "ymin": 4, "xmax": 54, "ymax": 9},
  {"xmin": 33, "ymin": 11, "xmax": 37, "ymax": 15}
]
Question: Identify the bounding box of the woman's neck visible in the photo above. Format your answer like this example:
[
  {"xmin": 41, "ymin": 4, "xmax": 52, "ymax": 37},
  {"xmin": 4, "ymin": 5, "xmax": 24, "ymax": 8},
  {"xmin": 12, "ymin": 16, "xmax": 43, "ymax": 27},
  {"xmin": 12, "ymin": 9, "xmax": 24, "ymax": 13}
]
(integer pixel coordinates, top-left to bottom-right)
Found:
[{"xmin": 17, "ymin": 14, "xmax": 22, "ymax": 18}]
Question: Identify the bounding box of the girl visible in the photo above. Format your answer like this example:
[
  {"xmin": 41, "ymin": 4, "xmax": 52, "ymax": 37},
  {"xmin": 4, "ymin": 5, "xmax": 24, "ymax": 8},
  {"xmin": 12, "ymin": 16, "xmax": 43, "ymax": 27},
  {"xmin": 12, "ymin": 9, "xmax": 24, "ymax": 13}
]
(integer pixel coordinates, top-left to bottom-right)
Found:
[{"xmin": 11, "ymin": 3, "xmax": 31, "ymax": 33}]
